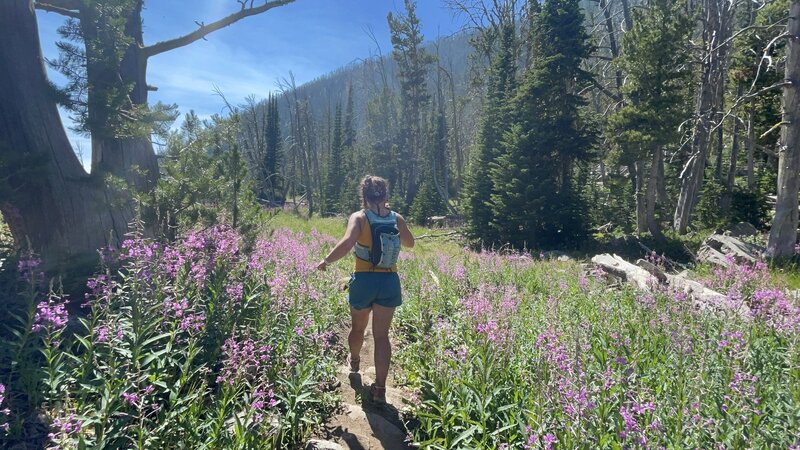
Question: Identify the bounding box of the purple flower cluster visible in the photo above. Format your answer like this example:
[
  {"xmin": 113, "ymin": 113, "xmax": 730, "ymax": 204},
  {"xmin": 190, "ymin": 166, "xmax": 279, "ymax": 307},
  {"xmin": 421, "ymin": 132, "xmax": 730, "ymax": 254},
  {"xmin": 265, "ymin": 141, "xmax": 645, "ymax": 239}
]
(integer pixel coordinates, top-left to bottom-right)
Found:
[
  {"xmin": 535, "ymin": 330, "xmax": 595, "ymax": 420},
  {"xmin": 47, "ymin": 414, "xmax": 81, "ymax": 441},
  {"xmin": 217, "ymin": 337, "xmax": 273, "ymax": 386},
  {"xmin": 122, "ymin": 392, "xmax": 139, "ymax": 406},
  {"xmin": 460, "ymin": 283, "xmax": 519, "ymax": 345},
  {"xmin": 248, "ymin": 229, "xmax": 313, "ymax": 275},
  {"xmin": 707, "ymin": 257, "xmax": 770, "ymax": 304},
  {"xmin": 250, "ymin": 386, "xmax": 279, "ymax": 423},
  {"xmin": 226, "ymin": 282, "xmax": 244, "ymax": 304},
  {"xmin": 0, "ymin": 383, "xmax": 9, "ymax": 433},
  {"xmin": 163, "ymin": 297, "xmax": 206, "ymax": 334},
  {"xmin": 750, "ymin": 288, "xmax": 800, "ymax": 333},
  {"xmin": 523, "ymin": 427, "xmax": 557, "ymax": 450},
  {"xmin": 121, "ymin": 238, "xmax": 160, "ymax": 261},
  {"xmin": 32, "ymin": 295, "xmax": 69, "ymax": 333}
]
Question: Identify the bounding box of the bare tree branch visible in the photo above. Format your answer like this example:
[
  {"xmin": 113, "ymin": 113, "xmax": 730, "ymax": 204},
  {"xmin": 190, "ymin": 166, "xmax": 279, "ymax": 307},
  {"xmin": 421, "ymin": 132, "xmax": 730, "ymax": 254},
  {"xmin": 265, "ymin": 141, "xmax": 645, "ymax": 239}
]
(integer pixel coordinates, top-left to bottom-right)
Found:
[
  {"xmin": 142, "ymin": 0, "xmax": 296, "ymax": 59},
  {"xmin": 34, "ymin": 1, "xmax": 80, "ymax": 18}
]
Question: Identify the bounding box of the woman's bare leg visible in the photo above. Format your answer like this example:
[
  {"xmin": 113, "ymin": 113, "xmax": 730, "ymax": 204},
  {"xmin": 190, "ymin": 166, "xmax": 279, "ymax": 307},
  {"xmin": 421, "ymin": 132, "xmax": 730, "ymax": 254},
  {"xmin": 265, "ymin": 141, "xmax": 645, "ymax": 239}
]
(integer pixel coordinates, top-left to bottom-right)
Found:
[
  {"xmin": 371, "ymin": 304, "xmax": 396, "ymax": 388},
  {"xmin": 349, "ymin": 306, "xmax": 371, "ymax": 365}
]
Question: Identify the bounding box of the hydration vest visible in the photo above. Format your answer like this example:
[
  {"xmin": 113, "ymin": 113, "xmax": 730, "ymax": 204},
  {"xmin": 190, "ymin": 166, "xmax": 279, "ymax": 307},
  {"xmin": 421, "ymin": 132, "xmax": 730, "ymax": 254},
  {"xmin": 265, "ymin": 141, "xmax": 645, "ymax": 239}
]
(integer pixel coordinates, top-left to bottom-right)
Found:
[{"xmin": 353, "ymin": 210, "xmax": 401, "ymax": 270}]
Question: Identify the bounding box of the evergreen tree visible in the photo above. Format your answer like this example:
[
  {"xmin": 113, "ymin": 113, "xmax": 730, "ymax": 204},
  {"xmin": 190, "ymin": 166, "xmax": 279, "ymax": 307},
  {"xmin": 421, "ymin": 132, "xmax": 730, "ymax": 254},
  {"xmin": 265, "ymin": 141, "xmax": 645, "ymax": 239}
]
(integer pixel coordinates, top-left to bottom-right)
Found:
[
  {"xmin": 388, "ymin": 0, "xmax": 435, "ymax": 204},
  {"xmin": 339, "ymin": 84, "xmax": 361, "ymax": 213},
  {"xmin": 606, "ymin": 0, "xmax": 692, "ymax": 237},
  {"xmin": 489, "ymin": 0, "xmax": 595, "ymax": 249},
  {"xmin": 463, "ymin": 24, "xmax": 518, "ymax": 246},
  {"xmin": 410, "ymin": 95, "xmax": 448, "ymax": 224},
  {"xmin": 264, "ymin": 93, "xmax": 283, "ymax": 204},
  {"xmin": 325, "ymin": 101, "xmax": 345, "ymax": 214}
]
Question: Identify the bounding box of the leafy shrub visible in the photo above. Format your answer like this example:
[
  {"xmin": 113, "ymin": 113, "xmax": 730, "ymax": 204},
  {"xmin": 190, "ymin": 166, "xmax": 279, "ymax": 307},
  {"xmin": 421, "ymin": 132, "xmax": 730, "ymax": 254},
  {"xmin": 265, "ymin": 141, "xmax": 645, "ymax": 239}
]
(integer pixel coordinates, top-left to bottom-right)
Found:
[
  {"xmin": 144, "ymin": 113, "xmax": 266, "ymax": 244},
  {"xmin": 730, "ymin": 187, "xmax": 770, "ymax": 230}
]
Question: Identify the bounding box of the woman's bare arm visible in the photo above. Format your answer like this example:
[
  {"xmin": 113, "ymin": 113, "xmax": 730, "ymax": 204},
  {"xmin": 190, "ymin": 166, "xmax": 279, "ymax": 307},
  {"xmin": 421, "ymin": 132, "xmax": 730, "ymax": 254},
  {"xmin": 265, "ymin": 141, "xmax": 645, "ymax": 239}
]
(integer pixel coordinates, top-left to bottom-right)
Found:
[
  {"xmin": 396, "ymin": 213, "xmax": 414, "ymax": 248},
  {"xmin": 317, "ymin": 212, "xmax": 362, "ymax": 270}
]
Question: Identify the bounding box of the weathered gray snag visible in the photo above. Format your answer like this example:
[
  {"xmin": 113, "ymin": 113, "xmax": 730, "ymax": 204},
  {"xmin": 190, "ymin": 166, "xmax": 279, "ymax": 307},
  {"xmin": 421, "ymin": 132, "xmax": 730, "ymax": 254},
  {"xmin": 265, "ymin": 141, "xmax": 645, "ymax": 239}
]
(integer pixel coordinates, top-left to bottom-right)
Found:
[
  {"xmin": 0, "ymin": 0, "xmax": 130, "ymax": 260},
  {"xmin": 674, "ymin": 0, "xmax": 735, "ymax": 234},
  {"xmin": 1, "ymin": 0, "xmax": 295, "ymax": 262},
  {"xmin": 768, "ymin": 0, "xmax": 800, "ymax": 258}
]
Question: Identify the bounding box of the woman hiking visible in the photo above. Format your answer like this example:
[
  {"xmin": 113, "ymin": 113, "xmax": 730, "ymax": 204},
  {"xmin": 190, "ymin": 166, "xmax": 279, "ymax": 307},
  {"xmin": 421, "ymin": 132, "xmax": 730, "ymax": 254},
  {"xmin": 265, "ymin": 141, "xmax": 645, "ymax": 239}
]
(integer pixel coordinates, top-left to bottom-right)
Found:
[{"xmin": 316, "ymin": 175, "xmax": 414, "ymax": 403}]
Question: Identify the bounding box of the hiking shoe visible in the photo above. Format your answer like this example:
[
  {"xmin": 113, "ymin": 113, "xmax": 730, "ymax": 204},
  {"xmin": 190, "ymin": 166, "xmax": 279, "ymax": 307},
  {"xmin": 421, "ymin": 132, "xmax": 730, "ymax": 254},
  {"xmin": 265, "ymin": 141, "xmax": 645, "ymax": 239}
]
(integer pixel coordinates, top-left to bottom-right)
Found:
[
  {"xmin": 348, "ymin": 356, "xmax": 360, "ymax": 373},
  {"xmin": 371, "ymin": 384, "xmax": 386, "ymax": 404}
]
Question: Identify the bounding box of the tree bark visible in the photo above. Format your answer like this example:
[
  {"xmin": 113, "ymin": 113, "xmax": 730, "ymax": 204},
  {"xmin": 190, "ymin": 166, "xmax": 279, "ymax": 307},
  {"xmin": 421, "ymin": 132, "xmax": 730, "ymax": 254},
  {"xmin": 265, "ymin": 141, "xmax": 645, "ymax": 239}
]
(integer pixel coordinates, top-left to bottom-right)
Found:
[
  {"xmin": 635, "ymin": 160, "xmax": 647, "ymax": 233},
  {"xmin": 746, "ymin": 99, "xmax": 756, "ymax": 189},
  {"xmin": 647, "ymin": 149, "xmax": 665, "ymax": 241},
  {"xmin": 0, "ymin": 0, "xmax": 131, "ymax": 262},
  {"xmin": 767, "ymin": 0, "xmax": 800, "ymax": 258},
  {"xmin": 674, "ymin": 0, "xmax": 733, "ymax": 233},
  {"xmin": 79, "ymin": 1, "xmax": 159, "ymax": 192},
  {"xmin": 722, "ymin": 84, "xmax": 743, "ymax": 215}
]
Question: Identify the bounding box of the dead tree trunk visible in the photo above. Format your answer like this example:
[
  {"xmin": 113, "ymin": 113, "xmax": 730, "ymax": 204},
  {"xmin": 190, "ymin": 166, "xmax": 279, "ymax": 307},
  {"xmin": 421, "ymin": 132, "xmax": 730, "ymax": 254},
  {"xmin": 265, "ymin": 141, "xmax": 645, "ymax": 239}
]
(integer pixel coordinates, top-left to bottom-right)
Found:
[
  {"xmin": 81, "ymin": 0, "xmax": 159, "ymax": 192},
  {"xmin": 0, "ymin": 0, "xmax": 131, "ymax": 262},
  {"xmin": 674, "ymin": 0, "xmax": 734, "ymax": 233},
  {"xmin": 767, "ymin": 0, "xmax": 800, "ymax": 258},
  {"xmin": 2, "ymin": 0, "xmax": 296, "ymax": 262},
  {"xmin": 746, "ymin": 99, "xmax": 757, "ymax": 189}
]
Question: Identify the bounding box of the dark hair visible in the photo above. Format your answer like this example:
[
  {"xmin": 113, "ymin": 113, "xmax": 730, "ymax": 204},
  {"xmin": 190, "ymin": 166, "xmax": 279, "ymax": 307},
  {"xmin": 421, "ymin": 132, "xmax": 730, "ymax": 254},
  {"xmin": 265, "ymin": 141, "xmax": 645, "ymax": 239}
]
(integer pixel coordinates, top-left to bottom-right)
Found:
[{"xmin": 359, "ymin": 175, "xmax": 389, "ymax": 209}]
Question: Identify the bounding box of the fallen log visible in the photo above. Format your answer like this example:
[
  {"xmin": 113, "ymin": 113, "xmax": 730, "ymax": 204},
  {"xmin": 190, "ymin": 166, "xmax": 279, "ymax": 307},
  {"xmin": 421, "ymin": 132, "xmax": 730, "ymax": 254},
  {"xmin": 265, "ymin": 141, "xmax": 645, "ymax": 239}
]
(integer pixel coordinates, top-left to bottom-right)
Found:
[{"xmin": 592, "ymin": 253, "xmax": 751, "ymax": 318}]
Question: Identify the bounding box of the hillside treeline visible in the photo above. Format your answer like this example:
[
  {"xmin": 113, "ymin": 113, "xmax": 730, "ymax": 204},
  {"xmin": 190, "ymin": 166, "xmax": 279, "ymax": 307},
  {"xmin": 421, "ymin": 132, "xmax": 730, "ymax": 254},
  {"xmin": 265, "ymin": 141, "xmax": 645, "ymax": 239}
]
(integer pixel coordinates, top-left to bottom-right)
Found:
[{"xmin": 226, "ymin": 0, "xmax": 797, "ymax": 255}]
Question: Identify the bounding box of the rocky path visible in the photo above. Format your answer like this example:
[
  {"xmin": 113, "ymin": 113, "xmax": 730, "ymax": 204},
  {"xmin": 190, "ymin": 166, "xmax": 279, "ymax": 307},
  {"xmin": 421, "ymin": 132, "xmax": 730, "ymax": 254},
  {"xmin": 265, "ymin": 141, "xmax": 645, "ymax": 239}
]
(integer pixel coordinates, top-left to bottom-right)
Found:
[{"xmin": 308, "ymin": 318, "xmax": 412, "ymax": 450}]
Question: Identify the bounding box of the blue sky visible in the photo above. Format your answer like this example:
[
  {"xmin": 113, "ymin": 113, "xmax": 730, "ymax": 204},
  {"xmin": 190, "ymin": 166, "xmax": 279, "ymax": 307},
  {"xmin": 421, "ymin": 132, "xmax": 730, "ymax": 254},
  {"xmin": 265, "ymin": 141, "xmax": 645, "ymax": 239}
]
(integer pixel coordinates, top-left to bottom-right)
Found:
[{"xmin": 35, "ymin": 0, "xmax": 463, "ymax": 163}]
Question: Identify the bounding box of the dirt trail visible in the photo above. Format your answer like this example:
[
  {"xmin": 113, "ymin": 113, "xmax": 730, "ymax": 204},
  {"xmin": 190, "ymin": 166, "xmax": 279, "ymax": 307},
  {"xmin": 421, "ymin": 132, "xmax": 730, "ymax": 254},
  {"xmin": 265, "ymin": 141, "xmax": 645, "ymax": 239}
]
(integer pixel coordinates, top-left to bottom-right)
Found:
[{"xmin": 316, "ymin": 317, "xmax": 412, "ymax": 450}]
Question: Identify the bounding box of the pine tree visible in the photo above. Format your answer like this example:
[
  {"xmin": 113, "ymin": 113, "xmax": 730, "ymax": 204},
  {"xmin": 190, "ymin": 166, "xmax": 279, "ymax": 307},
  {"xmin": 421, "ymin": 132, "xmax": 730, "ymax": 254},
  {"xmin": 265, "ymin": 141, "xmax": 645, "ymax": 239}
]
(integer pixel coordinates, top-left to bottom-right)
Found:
[
  {"xmin": 264, "ymin": 93, "xmax": 282, "ymax": 204},
  {"xmin": 324, "ymin": 101, "xmax": 345, "ymax": 214},
  {"xmin": 339, "ymin": 84, "xmax": 361, "ymax": 213},
  {"xmin": 388, "ymin": 0, "xmax": 435, "ymax": 204},
  {"xmin": 606, "ymin": 0, "xmax": 692, "ymax": 238},
  {"xmin": 463, "ymin": 24, "xmax": 518, "ymax": 246},
  {"xmin": 489, "ymin": 0, "xmax": 595, "ymax": 249},
  {"xmin": 410, "ymin": 95, "xmax": 448, "ymax": 224}
]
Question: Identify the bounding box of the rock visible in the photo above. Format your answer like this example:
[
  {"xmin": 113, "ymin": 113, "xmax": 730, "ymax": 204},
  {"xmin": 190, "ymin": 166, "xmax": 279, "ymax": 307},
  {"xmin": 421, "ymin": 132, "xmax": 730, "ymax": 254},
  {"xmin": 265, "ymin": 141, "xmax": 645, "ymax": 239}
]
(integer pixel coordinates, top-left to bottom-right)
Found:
[
  {"xmin": 698, "ymin": 234, "xmax": 765, "ymax": 266},
  {"xmin": 724, "ymin": 222, "xmax": 759, "ymax": 237},
  {"xmin": 305, "ymin": 439, "xmax": 344, "ymax": 450}
]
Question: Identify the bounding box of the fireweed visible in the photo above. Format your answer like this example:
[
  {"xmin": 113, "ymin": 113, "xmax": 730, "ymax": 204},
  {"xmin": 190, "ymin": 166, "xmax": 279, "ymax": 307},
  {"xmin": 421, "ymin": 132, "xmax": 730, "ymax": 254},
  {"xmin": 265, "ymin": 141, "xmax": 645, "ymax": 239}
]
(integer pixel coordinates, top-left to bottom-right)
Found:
[
  {"xmin": 1, "ymin": 227, "xmax": 346, "ymax": 449},
  {"xmin": 396, "ymin": 249, "xmax": 800, "ymax": 449}
]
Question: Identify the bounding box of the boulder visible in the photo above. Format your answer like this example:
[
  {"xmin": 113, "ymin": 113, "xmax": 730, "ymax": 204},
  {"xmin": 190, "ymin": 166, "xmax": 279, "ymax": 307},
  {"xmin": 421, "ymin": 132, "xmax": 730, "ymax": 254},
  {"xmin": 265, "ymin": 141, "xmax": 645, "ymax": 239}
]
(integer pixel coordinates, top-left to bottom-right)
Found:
[
  {"xmin": 305, "ymin": 439, "xmax": 344, "ymax": 450},
  {"xmin": 723, "ymin": 222, "xmax": 759, "ymax": 238},
  {"xmin": 698, "ymin": 234, "xmax": 765, "ymax": 266}
]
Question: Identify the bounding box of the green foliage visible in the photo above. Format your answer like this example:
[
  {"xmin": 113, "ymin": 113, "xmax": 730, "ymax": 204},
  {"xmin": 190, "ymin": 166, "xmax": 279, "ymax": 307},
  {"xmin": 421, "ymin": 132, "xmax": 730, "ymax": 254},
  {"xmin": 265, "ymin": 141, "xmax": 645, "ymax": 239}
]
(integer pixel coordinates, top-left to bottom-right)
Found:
[
  {"xmin": 395, "ymin": 242, "xmax": 800, "ymax": 449},
  {"xmin": 145, "ymin": 112, "xmax": 264, "ymax": 243},
  {"xmin": 410, "ymin": 177, "xmax": 446, "ymax": 225},
  {"xmin": 463, "ymin": 24, "xmax": 517, "ymax": 247},
  {"xmin": 0, "ymin": 227, "xmax": 345, "ymax": 449},
  {"xmin": 695, "ymin": 177, "xmax": 728, "ymax": 230},
  {"xmin": 324, "ymin": 102, "xmax": 345, "ymax": 215},
  {"xmin": 488, "ymin": 0, "xmax": 595, "ymax": 249},
  {"xmin": 730, "ymin": 187, "xmax": 771, "ymax": 230}
]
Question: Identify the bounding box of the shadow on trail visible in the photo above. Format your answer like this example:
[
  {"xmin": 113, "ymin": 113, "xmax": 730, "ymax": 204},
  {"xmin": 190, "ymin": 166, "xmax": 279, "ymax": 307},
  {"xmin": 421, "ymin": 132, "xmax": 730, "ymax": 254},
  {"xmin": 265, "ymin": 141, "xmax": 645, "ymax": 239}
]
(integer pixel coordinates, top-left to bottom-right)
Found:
[{"xmin": 345, "ymin": 372, "xmax": 410, "ymax": 450}]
